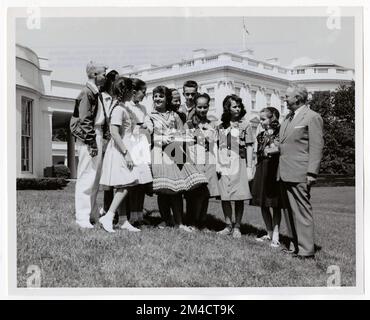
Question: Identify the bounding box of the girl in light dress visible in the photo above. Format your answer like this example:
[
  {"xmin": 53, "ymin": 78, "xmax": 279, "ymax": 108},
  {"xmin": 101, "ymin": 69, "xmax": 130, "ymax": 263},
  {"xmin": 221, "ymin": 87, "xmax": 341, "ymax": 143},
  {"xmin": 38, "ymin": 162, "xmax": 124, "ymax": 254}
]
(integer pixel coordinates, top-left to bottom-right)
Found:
[
  {"xmin": 99, "ymin": 76, "xmax": 152, "ymax": 233},
  {"xmin": 216, "ymin": 95, "xmax": 254, "ymax": 239},
  {"xmin": 150, "ymin": 85, "xmax": 208, "ymax": 232},
  {"xmin": 124, "ymin": 78, "xmax": 153, "ymax": 228}
]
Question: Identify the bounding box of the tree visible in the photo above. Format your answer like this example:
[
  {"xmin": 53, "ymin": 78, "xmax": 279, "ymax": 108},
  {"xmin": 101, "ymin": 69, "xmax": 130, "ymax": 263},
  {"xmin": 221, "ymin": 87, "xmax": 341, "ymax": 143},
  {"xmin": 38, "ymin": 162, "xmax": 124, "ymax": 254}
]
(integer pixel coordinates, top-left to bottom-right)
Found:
[{"xmin": 309, "ymin": 81, "xmax": 355, "ymax": 175}]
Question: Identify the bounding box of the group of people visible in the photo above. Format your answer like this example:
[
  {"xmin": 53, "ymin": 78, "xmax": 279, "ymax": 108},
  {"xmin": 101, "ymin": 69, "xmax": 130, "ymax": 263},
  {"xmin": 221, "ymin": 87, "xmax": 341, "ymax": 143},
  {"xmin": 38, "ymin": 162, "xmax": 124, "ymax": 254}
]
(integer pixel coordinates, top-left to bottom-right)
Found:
[{"xmin": 70, "ymin": 60, "xmax": 324, "ymax": 259}]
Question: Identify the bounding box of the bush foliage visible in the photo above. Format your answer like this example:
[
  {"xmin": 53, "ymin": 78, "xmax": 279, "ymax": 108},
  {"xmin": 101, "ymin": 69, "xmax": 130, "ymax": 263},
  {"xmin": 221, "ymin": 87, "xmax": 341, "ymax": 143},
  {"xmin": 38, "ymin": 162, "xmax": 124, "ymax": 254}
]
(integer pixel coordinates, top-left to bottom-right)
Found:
[
  {"xmin": 17, "ymin": 178, "xmax": 69, "ymax": 190},
  {"xmin": 309, "ymin": 81, "xmax": 355, "ymax": 175},
  {"xmin": 53, "ymin": 165, "xmax": 71, "ymax": 179}
]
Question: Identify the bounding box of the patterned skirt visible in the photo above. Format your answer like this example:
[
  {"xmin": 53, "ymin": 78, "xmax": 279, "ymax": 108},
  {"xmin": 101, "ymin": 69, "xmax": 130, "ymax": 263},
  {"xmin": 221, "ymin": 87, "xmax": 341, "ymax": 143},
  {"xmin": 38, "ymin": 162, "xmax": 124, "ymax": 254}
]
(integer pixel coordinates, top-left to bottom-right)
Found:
[{"xmin": 152, "ymin": 162, "xmax": 208, "ymax": 194}]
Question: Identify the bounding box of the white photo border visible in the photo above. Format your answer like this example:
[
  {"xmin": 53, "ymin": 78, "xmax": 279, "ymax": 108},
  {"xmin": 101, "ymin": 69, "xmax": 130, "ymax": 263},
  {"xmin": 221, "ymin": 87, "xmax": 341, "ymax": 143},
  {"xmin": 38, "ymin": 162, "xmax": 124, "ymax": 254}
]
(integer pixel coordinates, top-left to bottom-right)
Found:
[{"xmin": 4, "ymin": 4, "xmax": 364, "ymax": 298}]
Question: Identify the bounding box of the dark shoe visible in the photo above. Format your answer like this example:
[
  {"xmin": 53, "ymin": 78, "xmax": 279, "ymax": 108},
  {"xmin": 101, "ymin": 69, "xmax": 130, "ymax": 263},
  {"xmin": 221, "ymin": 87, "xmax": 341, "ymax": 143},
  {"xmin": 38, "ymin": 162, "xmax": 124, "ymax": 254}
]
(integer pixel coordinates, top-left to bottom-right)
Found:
[
  {"xmin": 113, "ymin": 212, "xmax": 119, "ymax": 225},
  {"xmin": 157, "ymin": 221, "xmax": 167, "ymax": 229},
  {"xmin": 294, "ymin": 254, "xmax": 315, "ymax": 260},
  {"xmin": 281, "ymin": 248, "xmax": 297, "ymax": 255},
  {"xmin": 132, "ymin": 221, "xmax": 142, "ymax": 229}
]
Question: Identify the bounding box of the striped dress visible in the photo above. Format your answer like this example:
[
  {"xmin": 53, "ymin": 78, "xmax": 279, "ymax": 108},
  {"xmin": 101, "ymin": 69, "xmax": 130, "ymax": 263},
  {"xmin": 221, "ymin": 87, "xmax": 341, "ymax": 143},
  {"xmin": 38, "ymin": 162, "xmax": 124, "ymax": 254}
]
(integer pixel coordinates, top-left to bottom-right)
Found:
[{"xmin": 150, "ymin": 110, "xmax": 208, "ymax": 194}]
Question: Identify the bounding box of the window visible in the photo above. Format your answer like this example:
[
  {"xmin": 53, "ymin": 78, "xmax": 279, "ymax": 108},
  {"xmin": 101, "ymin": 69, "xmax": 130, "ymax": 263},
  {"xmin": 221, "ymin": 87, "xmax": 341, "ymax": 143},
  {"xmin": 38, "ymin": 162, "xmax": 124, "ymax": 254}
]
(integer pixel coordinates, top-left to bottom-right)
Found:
[
  {"xmin": 251, "ymin": 90, "xmax": 257, "ymax": 110},
  {"xmin": 266, "ymin": 93, "xmax": 272, "ymax": 107},
  {"xmin": 336, "ymin": 69, "xmax": 346, "ymax": 74},
  {"xmin": 296, "ymin": 69, "xmax": 305, "ymax": 74},
  {"xmin": 209, "ymin": 98, "xmax": 215, "ymax": 111},
  {"xmin": 21, "ymin": 97, "xmax": 33, "ymax": 172},
  {"xmin": 207, "ymin": 87, "xmax": 214, "ymax": 95},
  {"xmin": 315, "ymin": 68, "xmax": 328, "ymax": 73},
  {"xmin": 235, "ymin": 87, "xmax": 241, "ymax": 96},
  {"xmin": 206, "ymin": 87, "xmax": 215, "ymax": 111},
  {"xmin": 280, "ymin": 97, "xmax": 286, "ymax": 116}
]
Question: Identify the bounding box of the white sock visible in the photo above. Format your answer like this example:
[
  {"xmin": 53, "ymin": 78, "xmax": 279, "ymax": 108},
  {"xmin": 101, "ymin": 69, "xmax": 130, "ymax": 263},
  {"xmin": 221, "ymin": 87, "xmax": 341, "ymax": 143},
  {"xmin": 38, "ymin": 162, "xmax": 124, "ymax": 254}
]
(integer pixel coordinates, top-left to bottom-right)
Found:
[{"xmin": 272, "ymin": 230, "xmax": 279, "ymax": 242}]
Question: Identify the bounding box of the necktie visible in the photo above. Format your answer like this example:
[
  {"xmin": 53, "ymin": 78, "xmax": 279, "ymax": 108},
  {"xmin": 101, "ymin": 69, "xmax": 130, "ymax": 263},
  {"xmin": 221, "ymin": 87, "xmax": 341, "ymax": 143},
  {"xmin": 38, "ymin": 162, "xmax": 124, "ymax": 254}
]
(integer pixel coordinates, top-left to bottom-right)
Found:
[{"xmin": 286, "ymin": 110, "xmax": 295, "ymax": 121}]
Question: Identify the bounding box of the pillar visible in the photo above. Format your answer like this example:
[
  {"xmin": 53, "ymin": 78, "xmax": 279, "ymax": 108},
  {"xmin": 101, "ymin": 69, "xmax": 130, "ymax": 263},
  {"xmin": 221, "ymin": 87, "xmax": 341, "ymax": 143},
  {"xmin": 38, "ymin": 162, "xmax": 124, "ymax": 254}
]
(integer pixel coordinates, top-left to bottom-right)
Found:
[{"xmin": 67, "ymin": 128, "xmax": 76, "ymax": 179}]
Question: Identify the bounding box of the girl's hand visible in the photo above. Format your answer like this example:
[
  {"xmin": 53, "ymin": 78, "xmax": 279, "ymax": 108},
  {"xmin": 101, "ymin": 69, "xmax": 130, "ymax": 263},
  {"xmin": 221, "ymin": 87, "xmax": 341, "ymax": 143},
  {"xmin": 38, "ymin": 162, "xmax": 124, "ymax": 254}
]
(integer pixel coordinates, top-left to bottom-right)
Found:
[
  {"xmin": 162, "ymin": 135, "xmax": 173, "ymax": 145},
  {"xmin": 125, "ymin": 153, "xmax": 134, "ymax": 170},
  {"xmin": 247, "ymin": 167, "xmax": 254, "ymax": 181}
]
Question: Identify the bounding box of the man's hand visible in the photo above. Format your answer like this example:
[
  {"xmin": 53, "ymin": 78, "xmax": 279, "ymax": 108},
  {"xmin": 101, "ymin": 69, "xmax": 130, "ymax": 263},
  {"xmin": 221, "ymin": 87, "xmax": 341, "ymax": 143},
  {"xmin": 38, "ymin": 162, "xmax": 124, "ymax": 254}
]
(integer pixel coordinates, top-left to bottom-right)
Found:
[
  {"xmin": 307, "ymin": 175, "xmax": 316, "ymax": 187},
  {"xmin": 88, "ymin": 145, "xmax": 98, "ymax": 157}
]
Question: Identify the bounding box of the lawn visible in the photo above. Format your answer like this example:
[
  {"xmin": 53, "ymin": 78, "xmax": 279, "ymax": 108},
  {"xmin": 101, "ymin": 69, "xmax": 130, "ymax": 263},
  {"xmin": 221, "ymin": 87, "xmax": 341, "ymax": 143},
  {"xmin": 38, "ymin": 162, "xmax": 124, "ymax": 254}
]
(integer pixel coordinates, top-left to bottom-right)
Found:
[{"xmin": 17, "ymin": 183, "xmax": 356, "ymax": 287}]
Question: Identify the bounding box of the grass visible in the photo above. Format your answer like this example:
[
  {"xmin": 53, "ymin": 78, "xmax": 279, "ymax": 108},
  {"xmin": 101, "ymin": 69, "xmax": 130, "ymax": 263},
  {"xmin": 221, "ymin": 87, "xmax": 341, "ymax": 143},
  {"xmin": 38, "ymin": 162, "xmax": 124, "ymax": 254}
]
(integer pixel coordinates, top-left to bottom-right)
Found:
[{"xmin": 17, "ymin": 183, "xmax": 356, "ymax": 287}]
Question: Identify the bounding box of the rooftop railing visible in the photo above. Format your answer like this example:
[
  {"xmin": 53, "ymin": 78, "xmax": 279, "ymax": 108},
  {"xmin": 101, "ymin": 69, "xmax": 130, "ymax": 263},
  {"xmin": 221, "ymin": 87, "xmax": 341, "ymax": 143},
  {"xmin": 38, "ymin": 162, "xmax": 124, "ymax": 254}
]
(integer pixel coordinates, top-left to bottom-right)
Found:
[{"xmin": 122, "ymin": 52, "xmax": 354, "ymax": 81}]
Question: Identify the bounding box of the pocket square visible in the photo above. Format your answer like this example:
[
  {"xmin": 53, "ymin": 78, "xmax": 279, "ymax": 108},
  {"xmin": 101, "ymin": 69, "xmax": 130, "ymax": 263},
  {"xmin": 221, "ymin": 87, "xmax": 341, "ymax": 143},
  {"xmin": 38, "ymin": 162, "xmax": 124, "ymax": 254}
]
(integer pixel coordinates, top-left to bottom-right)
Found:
[{"xmin": 294, "ymin": 125, "xmax": 306, "ymax": 129}]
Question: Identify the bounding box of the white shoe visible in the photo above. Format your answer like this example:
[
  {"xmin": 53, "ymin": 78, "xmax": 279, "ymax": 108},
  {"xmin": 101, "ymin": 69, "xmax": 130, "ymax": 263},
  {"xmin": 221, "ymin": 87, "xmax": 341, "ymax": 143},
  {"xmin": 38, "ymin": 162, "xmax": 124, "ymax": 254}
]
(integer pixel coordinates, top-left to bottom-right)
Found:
[
  {"xmin": 76, "ymin": 221, "xmax": 94, "ymax": 229},
  {"xmin": 179, "ymin": 224, "xmax": 193, "ymax": 232},
  {"xmin": 232, "ymin": 228, "xmax": 242, "ymax": 239},
  {"xmin": 99, "ymin": 215, "xmax": 115, "ymax": 233},
  {"xmin": 217, "ymin": 226, "xmax": 233, "ymax": 235},
  {"xmin": 120, "ymin": 220, "xmax": 141, "ymax": 232},
  {"xmin": 271, "ymin": 240, "xmax": 281, "ymax": 248}
]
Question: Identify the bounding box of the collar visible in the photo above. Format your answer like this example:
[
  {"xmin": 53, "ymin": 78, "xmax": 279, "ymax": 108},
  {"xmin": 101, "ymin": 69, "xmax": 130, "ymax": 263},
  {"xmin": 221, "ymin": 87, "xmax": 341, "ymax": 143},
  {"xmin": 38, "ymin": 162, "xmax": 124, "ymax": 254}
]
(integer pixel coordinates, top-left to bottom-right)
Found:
[
  {"xmin": 101, "ymin": 92, "xmax": 113, "ymax": 101},
  {"xmin": 292, "ymin": 104, "xmax": 306, "ymax": 117},
  {"xmin": 86, "ymin": 80, "xmax": 99, "ymax": 94}
]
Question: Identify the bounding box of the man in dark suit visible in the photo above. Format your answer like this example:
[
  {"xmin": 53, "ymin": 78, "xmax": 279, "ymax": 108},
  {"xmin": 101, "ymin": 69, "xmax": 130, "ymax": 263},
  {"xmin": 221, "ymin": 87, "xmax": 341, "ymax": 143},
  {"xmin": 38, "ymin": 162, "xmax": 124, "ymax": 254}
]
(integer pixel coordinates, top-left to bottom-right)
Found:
[{"xmin": 278, "ymin": 84, "xmax": 324, "ymax": 258}]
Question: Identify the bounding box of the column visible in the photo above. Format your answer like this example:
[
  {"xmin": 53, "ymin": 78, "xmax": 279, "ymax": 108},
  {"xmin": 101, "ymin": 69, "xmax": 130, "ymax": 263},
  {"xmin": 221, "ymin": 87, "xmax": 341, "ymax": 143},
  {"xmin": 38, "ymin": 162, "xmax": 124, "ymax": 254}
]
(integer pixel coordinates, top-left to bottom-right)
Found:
[
  {"xmin": 240, "ymin": 83, "xmax": 251, "ymax": 116},
  {"xmin": 67, "ymin": 127, "xmax": 76, "ymax": 179}
]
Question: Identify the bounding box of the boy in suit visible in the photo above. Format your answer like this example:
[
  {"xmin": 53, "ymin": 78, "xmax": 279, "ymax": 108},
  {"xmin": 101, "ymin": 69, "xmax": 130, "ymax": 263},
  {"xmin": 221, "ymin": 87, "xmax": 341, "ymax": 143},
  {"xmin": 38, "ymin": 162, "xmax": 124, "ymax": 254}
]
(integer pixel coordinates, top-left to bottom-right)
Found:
[
  {"xmin": 278, "ymin": 84, "xmax": 324, "ymax": 258},
  {"xmin": 70, "ymin": 61, "xmax": 107, "ymax": 228},
  {"xmin": 179, "ymin": 80, "xmax": 198, "ymax": 121}
]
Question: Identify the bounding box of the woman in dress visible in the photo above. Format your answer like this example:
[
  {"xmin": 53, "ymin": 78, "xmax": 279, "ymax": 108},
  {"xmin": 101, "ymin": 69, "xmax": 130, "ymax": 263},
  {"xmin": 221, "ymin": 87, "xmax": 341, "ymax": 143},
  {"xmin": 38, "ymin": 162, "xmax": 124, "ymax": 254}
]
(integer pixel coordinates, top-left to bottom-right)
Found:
[
  {"xmin": 216, "ymin": 94, "xmax": 254, "ymax": 238},
  {"xmin": 251, "ymin": 107, "xmax": 282, "ymax": 247},
  {"xmin": 150, "ymin": 85, "xmax": 207, "ymax": 232},
  {"xmin": 124, "ymin": 78, "xmax": 153, "ymax": 228},
  {"xmin": 184, "ymin": 93, "xmax": 219, "ymax": 231},
  {"xmin": 99, "ymin": 76, "xmax": 152, "ymax": 233}
]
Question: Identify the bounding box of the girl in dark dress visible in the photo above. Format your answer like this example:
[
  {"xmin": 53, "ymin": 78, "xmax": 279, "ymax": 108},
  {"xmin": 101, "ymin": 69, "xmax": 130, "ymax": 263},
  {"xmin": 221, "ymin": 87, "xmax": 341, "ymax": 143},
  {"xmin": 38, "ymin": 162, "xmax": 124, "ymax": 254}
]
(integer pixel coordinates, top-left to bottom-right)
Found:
[{"xmin": 251, "ymin": 107, "xmax": 283, "ymax": 247}]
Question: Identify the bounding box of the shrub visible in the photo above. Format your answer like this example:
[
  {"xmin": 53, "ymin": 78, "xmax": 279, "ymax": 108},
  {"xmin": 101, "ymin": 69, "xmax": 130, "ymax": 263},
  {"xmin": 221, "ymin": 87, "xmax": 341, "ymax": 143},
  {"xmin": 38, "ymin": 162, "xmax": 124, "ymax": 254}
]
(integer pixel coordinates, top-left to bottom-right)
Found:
[
  {"xmin": 17, "ymin": 178, "xmax": 69, "ymax": 190},
  {"xmin": 53, "ymin": 165, "xmax": 71, "ymax": 179},
  {"xmin": 309, "ymin": 81, "xmax": 355, "ymax": 176}
]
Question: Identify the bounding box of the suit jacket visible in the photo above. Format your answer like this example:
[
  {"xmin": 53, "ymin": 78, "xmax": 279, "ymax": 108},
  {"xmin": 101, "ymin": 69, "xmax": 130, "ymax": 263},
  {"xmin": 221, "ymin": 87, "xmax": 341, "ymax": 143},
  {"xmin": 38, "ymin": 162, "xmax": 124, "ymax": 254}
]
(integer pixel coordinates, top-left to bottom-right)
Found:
[
  {"xmin": 277, "ymin": 105, "xmax": 324, "ymax": 183},
  {"xmin": 70, "ymin": 82, "xmax": 99, "ymax": 148},
  {"xmin": 179, "ymin": 104, "xmax": 195, "ymax": 122}
]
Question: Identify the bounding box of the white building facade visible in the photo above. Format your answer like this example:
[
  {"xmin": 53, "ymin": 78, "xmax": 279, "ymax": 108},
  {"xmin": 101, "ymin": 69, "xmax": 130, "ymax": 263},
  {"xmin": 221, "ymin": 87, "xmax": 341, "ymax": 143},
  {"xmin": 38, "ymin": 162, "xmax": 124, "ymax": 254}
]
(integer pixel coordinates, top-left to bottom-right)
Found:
[{"xmin": 16, "ymin": 45, "xmax": 354, "ymax": 178}]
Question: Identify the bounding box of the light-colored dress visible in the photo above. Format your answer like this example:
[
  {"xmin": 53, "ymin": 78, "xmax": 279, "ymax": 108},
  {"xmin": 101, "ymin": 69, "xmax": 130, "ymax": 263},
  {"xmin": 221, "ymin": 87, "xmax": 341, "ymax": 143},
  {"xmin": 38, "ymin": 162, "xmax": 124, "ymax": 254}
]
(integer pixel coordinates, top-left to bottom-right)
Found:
[
  {"xmin": 124, "ymin": 100, "xmax": 153, "ymax": 171},
  {"xmin": 184, "ymin": 120, "xmax": 220, "ymax": 198},
  {"xmin": 150, "ymin": 110, "xmax": 208, "ymax": 194},
  {"xmin": 216, "ymin": 120, "xmax": 254, "ymax": 201},
  {"xmin": 100, "ymin": 101, "xmax": 153, "ymax": 188}
]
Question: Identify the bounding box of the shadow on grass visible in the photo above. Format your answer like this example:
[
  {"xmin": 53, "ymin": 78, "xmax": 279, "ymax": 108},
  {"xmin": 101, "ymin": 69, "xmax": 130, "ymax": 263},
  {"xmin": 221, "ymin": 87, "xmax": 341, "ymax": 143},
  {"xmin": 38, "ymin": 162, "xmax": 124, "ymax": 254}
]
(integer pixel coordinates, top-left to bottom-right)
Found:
[
  {"xmin": 142, "ymin": 207, "xmax": 323, "ymax": 253},
  {"xmin": 205, "ymin": 213, "xmax": 322, "ymax": 253}
]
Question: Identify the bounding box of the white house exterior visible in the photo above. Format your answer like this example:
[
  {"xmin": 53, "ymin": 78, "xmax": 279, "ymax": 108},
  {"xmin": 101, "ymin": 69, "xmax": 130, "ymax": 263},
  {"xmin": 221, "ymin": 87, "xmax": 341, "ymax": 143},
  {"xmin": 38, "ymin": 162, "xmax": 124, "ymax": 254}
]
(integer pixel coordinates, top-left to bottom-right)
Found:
[{"xmin": 16, "ymin": 45, "xmax": 354, "ymax": 178}]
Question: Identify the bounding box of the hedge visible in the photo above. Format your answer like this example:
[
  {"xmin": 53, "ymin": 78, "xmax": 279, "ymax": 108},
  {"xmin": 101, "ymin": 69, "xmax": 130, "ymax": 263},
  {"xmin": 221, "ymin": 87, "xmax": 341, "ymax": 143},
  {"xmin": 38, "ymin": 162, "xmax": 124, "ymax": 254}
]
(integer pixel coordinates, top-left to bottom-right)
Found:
[{"xmin": 17, "ymin": 178, "xmax": 69, "ymax": 190}]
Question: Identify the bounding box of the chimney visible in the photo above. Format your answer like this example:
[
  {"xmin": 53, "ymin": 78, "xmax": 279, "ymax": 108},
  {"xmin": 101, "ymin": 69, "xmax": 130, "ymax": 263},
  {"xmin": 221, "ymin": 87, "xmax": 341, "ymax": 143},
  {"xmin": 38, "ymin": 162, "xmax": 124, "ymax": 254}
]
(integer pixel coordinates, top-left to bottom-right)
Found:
[
  {"xmin": 121, "ymin": 65, "xmax": 134, "ymax": 74},
  {"xmin": 265, "ymin": 57, "xmax": 280, "ymax": 65},
  {"xmin": 240, "ymin": 49, "xmax": 254, "ymax": 58},
  {"xmin": 193, "ymin": 49, "xmax": 207, "ymax": 59}
]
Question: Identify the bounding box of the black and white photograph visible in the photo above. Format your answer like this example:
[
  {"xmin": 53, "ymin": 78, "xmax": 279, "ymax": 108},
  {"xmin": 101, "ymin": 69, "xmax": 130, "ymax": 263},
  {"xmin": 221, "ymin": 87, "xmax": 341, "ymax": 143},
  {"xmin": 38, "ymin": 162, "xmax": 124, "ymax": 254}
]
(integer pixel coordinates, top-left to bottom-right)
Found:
[{"xmin": 8, "ymin": 6, "xmax": 362, "ymax": 291}]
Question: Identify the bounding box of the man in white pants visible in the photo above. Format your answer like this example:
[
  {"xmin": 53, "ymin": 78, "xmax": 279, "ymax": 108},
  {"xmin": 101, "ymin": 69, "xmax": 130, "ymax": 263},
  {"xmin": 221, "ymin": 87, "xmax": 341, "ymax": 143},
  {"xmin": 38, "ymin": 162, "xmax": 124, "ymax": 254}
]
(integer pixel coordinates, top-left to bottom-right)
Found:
[{"xmin": 70, "ymin": 61, "xmax": 107, "ymax": 228}]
